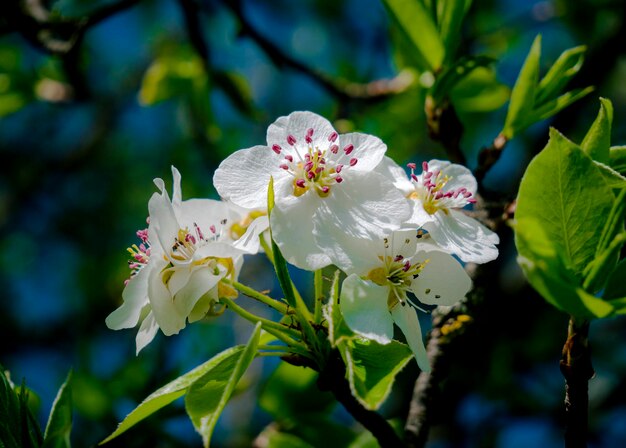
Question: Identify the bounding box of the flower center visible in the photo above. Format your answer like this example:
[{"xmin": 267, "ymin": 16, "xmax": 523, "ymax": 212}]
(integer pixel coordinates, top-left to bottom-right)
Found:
[
  {"xmin": 407, "ymin": 161, "xmax": 476, "ymax": 215},
  {"xmin": 169, "ymin": 221, "xmax": 224, "ymax": 265},
  {"xmin": 271, "ymin": 127, "xmax": 358, "ymax": 198},
  {"xmin": 366, "ymin": 236, "xmax": 428, "ymax": 310}
]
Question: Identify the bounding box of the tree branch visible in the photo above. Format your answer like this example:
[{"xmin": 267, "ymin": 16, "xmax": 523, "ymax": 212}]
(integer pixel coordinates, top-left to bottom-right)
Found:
[{"xmin": 560, "ymin": 317, "xmax": 593, "ymax": 448}]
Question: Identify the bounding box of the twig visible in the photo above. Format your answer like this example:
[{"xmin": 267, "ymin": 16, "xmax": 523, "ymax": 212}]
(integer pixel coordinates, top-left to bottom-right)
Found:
[
  {"xmin": 560, "ymin": 317, "xmax": 593, "ymax": 448},
  {"xmin": 424, "ymin": 96, "xmax": 467, "ymax": 165},
  {"xmin": 474, "ymin": 134, "xmax": 508, "ymax": 185},
  {"xmin": 317, "ymin": 352, "xmax": 405, "ymax": 448}
]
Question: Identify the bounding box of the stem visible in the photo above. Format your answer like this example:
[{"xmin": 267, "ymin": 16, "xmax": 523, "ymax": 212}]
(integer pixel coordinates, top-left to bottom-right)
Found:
[
  {"xmin": 314, "ymin": 269, "xmax": 324, "ymax": 323},
  {"xmin": 220, "ymin": 297, "xmax": 303, "ymax": 346},
  {"xmin": 560, "ymin": 317, "xmax": 593, "ymax": 448},
  {"xmin": 225, "ymin": 278, "xmax": 289, "ymax": 314},
  {"xmin": 317, "ymin": 353, "xmax": 405, "ymax": 448},
  {"xmin": 260, "ymin": 235, "xmax": 274, "ymax": 264}
]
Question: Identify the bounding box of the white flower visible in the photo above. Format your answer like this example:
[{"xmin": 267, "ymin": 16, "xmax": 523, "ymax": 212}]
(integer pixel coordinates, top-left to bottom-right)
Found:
[
  {"xmin": 331, "ymin": 229, "xmax": 472, "ymax": 371},
  {"xmin": 106, "ymin": 167, "xmax": 253, "ymax": 353},
  {"xmin": 213, "ymin": 111, "xmax": 410, "ymax": 270},
  {"xmin": 376, "ymin": 157, "xmax": 499, "ymax": 264}
]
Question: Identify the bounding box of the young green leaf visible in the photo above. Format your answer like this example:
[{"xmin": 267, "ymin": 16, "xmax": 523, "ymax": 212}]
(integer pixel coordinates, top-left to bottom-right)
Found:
[
  {"xmin": 515, "ymin": 128, "xmax": 614, "ymax": 275},
  {"xmin": 438, "ymin": 0, "xmax": 470, "ymax": 60},
  {"xmin": 382, "ymin": 0, "xmax": 445, "ymax": 72},
  {"xmin": 0, "ymin": 368, "xmax": 43, "ymax": 448},
  {"xmin": 449, "ymin": 66, "xmax": 509, "ymax": 112},
  {"xmin": 581, "ymin": 98, "xmax": 613, "ymax": 164},
  {"xmin": 594, "ymin": 161, "xmax": 626, "ymax": 189},
  {"xmin": 338, "ymin": 339, "xmax": 412, "ymax": 410},
  {"xmin": 535, "ymin": 46, "xmax": 586, "ymax": 105},
  {"xmin": 502, "ymin": 35, "xmax": 542, "ymax": 138},
  {"xmin": 185, "ymin": 323, "xmax": 261, "ymax": 447},
  {"xmin": 430, "ymin": 55, "xmax": 496, "ymax": 102},
  {"xmin": 609, "ymin": 146, "xmax": 626, "ymax": 174},
  {"xmin": 42, "ymin": 371, "xmax": 73, "ymax": 448},
  {"xmin": 583, "ymin": 232, "xmax": 626, "ymax": 294},
  {"xmin": 100, "ymin": 346, "xmax": 246, "ymax": 444},
  {"xmin": 604, "ymin": 259, "xmax": 626, "ymax": 300},
  {"xmin": 515, "ymin": 218, "xmax": 613, "ymax": 319},
  {"xmin": 527, "ymin": 87, "xmax": 593, "ymax": 124}
]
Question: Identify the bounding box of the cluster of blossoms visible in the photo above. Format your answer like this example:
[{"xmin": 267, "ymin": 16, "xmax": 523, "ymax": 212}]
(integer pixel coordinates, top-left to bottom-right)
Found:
[{"xmin": 107, "ymin": 111, "xmax": 498, "ymax": 370}]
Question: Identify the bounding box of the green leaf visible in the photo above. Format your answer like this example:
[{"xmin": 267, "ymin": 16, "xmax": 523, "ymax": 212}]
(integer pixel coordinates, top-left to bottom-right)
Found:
[
  {"xmin": 382, "ymin": 0, "xmax": 445, "ymax": 71},
  {"xmin": 583, "ymin": 232, "xmax": 626, "ymax": 294},
  {"xmin": 594, "ymin": 161, "xmax": 626, "ymax": 189},
  {"xmin": 502, "ymin": 35, "xmax": 542, "ymax": 138},
  {"xmin": 604, "ymin": 259, "xmax": 626, "ymax": 300},
  {"xmin": 264, "ymin": 431, "xmax": 314, "ymax": 448},
  {"xmin": 430, "ymin": 55, "xmax": 496, "ymax": 102},
  {"xmin": 515, "ymin": 128, "xmax": 614, "ymax": 275},
  {"xmin": 609, "ymin": 146, "xmax": 626, "ymax": 173},
  {"xmin": 438, "ymin": 0, "xmax": 470, "ymax": 59},
  {"xmin": 535, "ymin": 46, "xmax": 586, "ymax": 105},
  {"xmin": 259, "ymin": 363, "xmax": 334, "ymax": 420},
  {"xmin": 322, "ymin": 269, "xmax": 354, "ymax": 348},
  {"xmin": 42, "ymin": 371, "xmax": 73, "ymax": 448},
  {"xmin": 338, "ymin": 339, "xmax": 412, "ymax": 410},
  {"xmin": 515, "ymin": 218, "xmax": 613, "ymax": 319},
  {"xmin": 0, "ymin": 368, "xmax": 43, "ymax": 448},
  {"xmin": 185, "ymin": 323, "xmax": 261, "ymax": 447},
  {"xmin": 450, "ymin": 66, "xmax": 509, "ymax": 112},
  {"xmin": 581, "ymin": 98, "xmax": 613, "ymax": 164},
  {"xmin": 528, "ymin": 87, "xmax": 593, "ymax": 124},
  {"xmin": 100, "ymin": 346, "xmax": 246, "ymax": 444}
]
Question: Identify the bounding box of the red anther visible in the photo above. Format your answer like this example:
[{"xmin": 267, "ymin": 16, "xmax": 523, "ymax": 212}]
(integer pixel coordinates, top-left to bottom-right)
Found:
[
  {"xmin": 411, "ymin": 174, "xmax": 418, "ymax": 181},
  {"xmin": 328, "ymin": 131, "xmax": 338, "ymax": 142},
  {"xmin": 422, "ymin": 161, "xmax": 429, "ymax": 171},
  {"xmin": 210, "ymin": 225, "xmax": 217, "ymax": 234},
  {"xmin": 316, "ymin": 167, "xmax": 323, "ymax": 174},
  {"xmin": 307, "ymin": 128, "xmax": 314, "ymax": 137},
  {"xmin": 296, "ymin": 179, "xmax": 306, "ymax": 188},
  {"xmin": 435, "ymin": 191, "xmax": 444, "ymax": 200},
  {"xmin": 305, "ymin": 135, "xmax": 313, "ymax": 144},
  {"xmin": 321, "ymin": 186, "xmax": 330, "ymax": 194},
  {"xmin": 280, "ymin": 164, "xmax": 289, "ymax": 170},
  {"xmin": 307, "ymin": 170, "xmax": 315, "ymax": 179},
  {"xmin": 403, "ymin": 260, "xmax": 411, "ymax": 272},
  {"xmin": 185, "ymin": 234, "xmax": 196, "ymax": 244},
  {"xmin": 335, "ymin": 176, "xmax": 343, "ymax": 183},
  {"xmin": 285, "ymin": 155, "xmax": 293, "ymax": 162},
  {"xmin": 336, "ymin": 164, "xmax": 343, "ymax": 173},
  {"xmin": 424, "ymin": 171, "xmax": 433, "ymax": 179},
  {"xmin": 468, "ymin": 198, "xmax": 477, "ymax": 203},
  {"xmin": 272, "ymin": 144, "xmax": 282, "ymax": 154},
  {"xmin": 287, "ymin": 135, "xmax": 297, "ymax": 145},
  {"xmin": 304, "ymin": 161, "xmax": 314, "ymax": 171},
  {"xmin": 344, "ymin": 144, "xmax": 354, "ymax": 155},
  {"xmin": 394, "ymin": 255, "xmax": 404, "ymax": 262},
  {"xmin": 330, "ymin": 144, "xmax": 339, "ymax": 154},
  {"xmin": 349, "ymin": 158, "xmax": 358, "ymax": 166},
  {"xmin": 407, "ymin": 162, "xmax": 416, "ymax": 170},
  {"xmin": 463, "ymin": 191, "xmax": 472, "ymax": 198}
]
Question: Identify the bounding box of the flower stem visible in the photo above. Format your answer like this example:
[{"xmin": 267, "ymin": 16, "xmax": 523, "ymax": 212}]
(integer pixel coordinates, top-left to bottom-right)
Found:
[
  {"xmin": 220, "ymin": 297, "xmax": 305, "ymax": 349},
  {"xmin": 560, "ymin": 316, "xmax": 593, "ymax": 448},
  {"xmin": 314, "ymin": 269, "xmax": 324, "ymax": 323},
  {"xmin": 224, "ymin": 278, "xmax": 289, "ymax": 314}
]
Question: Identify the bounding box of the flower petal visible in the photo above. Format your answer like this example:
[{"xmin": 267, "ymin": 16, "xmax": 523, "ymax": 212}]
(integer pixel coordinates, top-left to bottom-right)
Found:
[
  {"xmin": 147, "ymin": 258, "xmax": 185, "ymax": 336},
  {"xmin": 428, "ymin": 159, "xmax": 477, "ymax": 195},
  {"xmin": 232, "ymin": 215, "xmax": 269, "ymax": 254},
  {"xmin": 266, "ymin": 111, "xmax": 336, "ymax": 151},
  {"xmin": 135, "ymin": 311, "xmax": 159, "ymax": 355},
  {"xmin": 340, "ymin": 274, "xmax": 394, "ymax": 344},
  {"xmin": 424, "ymin": 210, "xmax": 499, "ymax": 263},
  {"xmin": 390, "ymin": 304, "xmax": 430, "ymax": 372},
  {"xmin": 374, "ymin": 156, "xmax": 414, "ymax": 194},
  {"xmin": 213, "ymin": 145, "xmax": 282, "ymax": 209},
  {"xmin": 105, "ymin": 262, "xmax": 153, "ymax": 330},
  {"xmin": 174, "ymin": 267, "xmax": 223, "ymax": 319},
  {"xmin": 334, "ymin": 132, "xmax": 386, "ymax": 172},
  {"xmin": 314, "ymin": 226, "xmax": 382, "ymax": 275},
  {"xmin": 411, "ymin": 250, "xmax": 472, "ymax": 306},
  {"xmin": 171, "ymin": 166, "xmax": 183, "ymax": 210}
]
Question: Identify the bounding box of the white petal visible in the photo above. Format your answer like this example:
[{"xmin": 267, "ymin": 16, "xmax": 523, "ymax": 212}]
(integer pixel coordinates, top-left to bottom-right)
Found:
[
  {"xmin": 266, "ymin": 111, "xmax": 336, "ymax": 151},
  {"xmin": 148, "ymin": 190, "xmax": 179, "ymax": 257},
  {"xmin": 178, "ymin": 198, "xmax": 231, "ymax": 232},
  {"xmin": 316, "ymin": 172, "xmax": 410, "ymax": 239},
  {"xmin": 314, "ymin": 225, "xmax": 382, "ymax": 275},
  {"xmin": 390, "ymin": 228, "xmax": 421, "ymax": 259},
  {"xmin": 340, "ymin": 274, "xmax": 394, "ymax": 344},
  {"xmin": 428, "ymin": 159, "xmax": 477, "ymax": 195},
  {"xmin": 147, "ymin": 259, "xmax": 185, "ymax": 336},
  {"xmin": 374, "ymin": 156, "xmax": 414, "ymax": 194},
  {"xmin": 390, "ymin": 304, "xmax": 430, "ymax": 372},
  {"xmin": 213, "ymin": 145, "xmax": 282, "ymax": 209},
  {"xmin": 106, "ymin": 262, "xmax": 153, "ymax": 330},
  {"xmin": 404, "ymin": 198, "xmax": 436, "ymax": 228},
  {"xmin": 270, "ymin": 179, "xmax": 331, "ymax": 270},
  {"xmin": 171, "ymin": 166, "xmax": 183, "ymax": 210},
  {"xmin": 424, "ymin": 210, "xmax": 499, "ymax": 263},
  {"xmin": 333, "ymin": 132, "xmax": 386, "ymax": 172},
  {"xmin": 166, "ymin": 267, "xmax": 192, "ymax": 297},
  {"xmin": 174, "ymin": 267, "xmax": 223, "ymax": 319},
  {"xmin": 411, "ymin": 250, "xmax": 472, "ymax": 306},
  {"xmin": 194, "ymin": 241, "xmax": 243, "ymax": 260},
  {"xmin": 135, "ymin": 311, "xmax": 159, "ymax": 355},
  {"xmin": 232, "ymin": 215, "xmax": 269, "ymax": 254}
]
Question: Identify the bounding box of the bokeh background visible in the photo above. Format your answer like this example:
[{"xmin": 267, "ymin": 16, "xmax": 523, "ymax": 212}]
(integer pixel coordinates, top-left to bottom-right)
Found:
[{"xmin": 2, "ymin": 0, "xmax": 626, "ymax": 446}]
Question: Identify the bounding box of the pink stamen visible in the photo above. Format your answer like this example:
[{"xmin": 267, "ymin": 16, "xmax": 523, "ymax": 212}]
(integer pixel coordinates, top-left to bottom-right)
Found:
[
  {"xmin": 424, "ymin": 172, "xmax": 433, "ymax": 180},
  {"xmin": 435, "ymin": 191, "xmax": 444, "ymax": 200},
  {"xmin": 336, "ymin": 164, "xmax": 343, "ymax": 173},
  {"xmin": 422, "ymin": 161, "xmax": 429, "ymax": 171},
  {"xmin": 344, "ymin": 144, "xmax": 354, "ymax": 155},
  {"xmin": 468, "ymin": 198, "xmax": 477, "ymax": 203},
  {"xmin": 403, "ymin": 260, "xmax": 411, "ymax": 272},
  {"xmin": 316, "ymin": 167, "xmax": 324, "ymax": 174},
  {"xmin": 185, "ymin": 234, "xmax": 196, "ymax": 244},
  {"xmin": 285, "ymin": 155, "xmax": 293, "ymax": 162},
  {"xmin": 210, "ymin": 225, "xmax": 217, "ymax": 234},
  {"xmin": 328, "ymin": 131, "xmax": 338, "ymax": 142},
  {"xmin": 305, "ymin": 135, "xmax": 313, "ymax": 144},
  {"xmin": 411, "ymin": 174, "xmax": 418, "ymax": 181},
  {"xmin": 407, "ymin": 163, "xmax": 416, "ymax": 170},
  {"xmin": 296, "ymin": 179, "xmax": 306, "ymax": 188},
  {"xmin": 307, "ymin": 128, "xmax": 314, "ymax": 137},
  {"xmin": 194, "ymin": 223, "xmax": 204, "ymax": 240},
  {"xmin": 349, "ymin": 158, "xmax": 358, "ymax": 167},
  {"xmin": 280, "ymin": 164, "xmax": 289, "ymax": 170},
  {"xmin": 287, "ymin": 135, "xmax": 297, "ymax": 145},
  {"xmin": 272, "ymin": 144, "xmax": 282, "ymax": 154},
  {"xmin": 307, "ymin": 170, "xmax": 315, "ymax": 180},
  {"xmin": 335, "ymin": 176, "xmax": 343, "ymax": 183},
  {"xmin": 463, "ymin": 191, "xmax": 472, "ymax": 198},
  {"xmin": 330, "ymin": 144, "xmax": 339, "ymax": 154},
  {"xmin": 394, "ymin": 255, "xmax": 404, "ymax": 262},
  {"xmin": 320, "ymin": 186, "xmax": 330, "ymax": 194}
]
